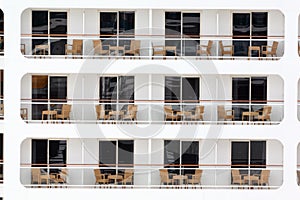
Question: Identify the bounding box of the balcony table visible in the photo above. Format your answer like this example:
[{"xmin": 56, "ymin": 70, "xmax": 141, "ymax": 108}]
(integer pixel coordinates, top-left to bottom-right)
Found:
[
  {"xmin": 34, "ymin": 44, "xmax": 49, "ymax": 55},
  {"xmin": 109, "ymin": 46, "xmax": 125, "ymax": 56},
  {"xmin": 242, "ymin": 111, "xmax": 259, "ymax": 121},
  {"xmin": 243, "ymin": 175, "xmax": 259, "ymax": 186},
  {"xmin": 108, "ymin": 174, "xmax": 123, "ymax": 184},
  {"xmin": 42, "ymin": 110, "xmax": 57, "ymax": 120},
  {"xmin": 248, "ymin": 46, "xmax": 261, "ymax": 59},
  {"xmin": 108, "ymin": 110, "xmax": 125, "ymax": 120},
  {"xmin": 172, "ymin": 175, "xmax": 188, "ymax": 185}
]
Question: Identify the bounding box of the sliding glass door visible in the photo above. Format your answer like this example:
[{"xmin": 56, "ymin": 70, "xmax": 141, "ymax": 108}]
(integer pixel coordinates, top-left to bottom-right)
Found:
[
  {"xmin": 232, "ymin": 77, "xmax": 267, "ymax": 120},
  {"xmin": 32, "ymin": 139, "xmax": 67, "ymax": 174},
  {"xmin": 32, "ymin": 11, "xmax": 67, "ymax": 55},
  {"xmin": 232, "ymin": 12, "xmax": 267, "ymax": 57},
  {"xmin": 32, "ymin": 75, "xmax": 67, "ymax": 120},
  {"xmin": 99, "ymin": 76, "xmax": 134, "ymax": 111},
  {"xmin": 99, "ymin": 140, "xmax": 134, "ymax": 175},
  {"xmin": 165, "ymin": 12, "xmax": 200, "ymax": 56},
  {"xmin": 164, "ymin": 140, "xmax": 199, "ymax": 175},
  {"xmin": 231, "ymin": 141, "xmax": 266, "ymax": 176},
  {"xmin": 100, "ymin": 11, "xmax": 135, "ymax": 48}
]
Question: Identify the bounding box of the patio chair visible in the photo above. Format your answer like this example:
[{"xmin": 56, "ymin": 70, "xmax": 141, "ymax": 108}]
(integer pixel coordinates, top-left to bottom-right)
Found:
[
  {"xmin": 297, "ymin": 170, "xmax": 300, "ymax": 185},
  {"xmin": 31, "ymin": 168, "xmax": 52, "ymax": 185},
  {"xmin": 122, "ymin": 169, "xmax": 134, "ymax": 185},
  {"xmin": 256, "ymin": 106, "xmax": 272, "ymax": 121},
  {"xmin": 93, "ymin": 40, "xmax": 109, "ymax": 56},
  {"xmin": 196, "ymin": 40, "xmax": 213, "ymax": 57},
  {"xmin": 219, "ymin": 41, "xmax": 234, "ymax": 58},
  {"xmin": 186, "ymin": 105, "xmax": 204, "ymax": 121},
  {"xmin": 187, "ymin": 169, "xmax": 202, "ymax": 186},
  {"xmin": 217, "ymin": 105, "xmax": 234, "ymax": 121},
  {"xmin": 255, "ymin": 170, "xmax": 270, "ymax": 187},
  {"xmin": 164, "ymin": 105, "xmax": 180, "ymax": 121},
  {"xmin": 125, "ymin": 40, "xmax": 140, "ymax": 56},
  {"xmin": 52, "ymin": 169, "xmax": 68, "ymax": 184},
  {"xmin": 159, "ymin": 169, "xmax": 173, "ymax": 185},
  {"xmin": 123, "ymin": 105, "xmax": 138, "ymax": 121},
  {"xmin": 231, "ymin": 169, "xmax": 244, "ymax": 186},
  {"xmin": 0, "ymin": 104, "xmax": 3, "ymax": 118},
  {"xmin": 94, "ymin": 169, "xmax": 109, "ymax": 185},
  {"xmin": 56, "ymin": 104, "xmax": 72, "ymax": 120},
  {"xmin": 65, "ymin": 39, "xmax": 83, "ymax": 56},
  {"xmin": 261, "ymin": 41, "xmax": 278, "ymax": 58},
  {"xmin": 95, "ymin": 104, "xmax": 110, "ymax": 120}
]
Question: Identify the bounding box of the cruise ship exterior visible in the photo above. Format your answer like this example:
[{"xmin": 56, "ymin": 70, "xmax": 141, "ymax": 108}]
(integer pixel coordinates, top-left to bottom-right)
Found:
[{"xmin": 0, "ymin": 0, "xmax": 300, "ymax": 199}]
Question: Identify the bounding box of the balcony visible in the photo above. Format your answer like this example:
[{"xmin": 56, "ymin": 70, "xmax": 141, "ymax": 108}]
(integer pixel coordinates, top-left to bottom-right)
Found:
[
  {"xmin": 20, "ymin": 74, "xmax": 284, "ymax": 125},
  {"xmin": 20, "ymin": 9, "xmax": 284, "ymax": 60},
  {"xmin": 20, "ymin": 138, "xmax": 283, "ymax": 189},
  {"xmin": 20, "ymin": 100, "xmax": 283, "ymax": 125}
]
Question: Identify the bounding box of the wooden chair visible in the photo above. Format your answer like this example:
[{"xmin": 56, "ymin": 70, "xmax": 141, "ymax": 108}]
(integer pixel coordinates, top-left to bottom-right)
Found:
[
  {"xmin": 231, "ymin": 169, "xmax": 244, "ymax": 186},
  {"xmin": 95, "ymin": 104, "xmax": 110, "ymax": 120},
  {"xmin": 123, "ymin": 105, "xmax": 138, "ymax": 121},
  {"xmin": 217, "ymin": 105, "xmax": 234, "ymax": 121},
  {"xmin": 31, "ymin": 168, "xmax": 51, "ymax": 185},
  {"xmin": 256, "ymin": 106, "xmax": 272, "ymax": 121},
  {"xmin": 0, "ymin": 104, "xmax": 3, "ymax": 119},
  {"xmin": 186, "ymin": 105, "xmax": 204, "ymax": 121},
  {"xmin": 20, "ymin": 108, "xmax": 28, "ymax": 120},
  {"xmin": 93, "ymin": 169, "xmax": 109, "ymax": 185},
  {"xmin": 261, "ymin": 41, "xmax": 278, "ymax": 58},
  {"xmin": 93, "ymin": 40, "xmax": 109, "ymax": 56},
  {"xmin": 164, "ymin": 105, "xmax": 180, "ymax": 121},
  {"xmin": 20, "ymin": 44, "xmax": 25, "ymax": 55},
  {"xmin": 219, "ymin": 41, "xmax": 234, "ymax": 58},
  {"xmin": 159, "ymin": 169, "xmax": 173, "ymax": 185},
  {"xmin": 152, "ymin": 45, "xmax": 166, "ymax": 56},
  {"xmin": 255, "ymin": 170, "xmax": 270, "ymax": 187},
  {"xmin": 196, "ymin": 40, "xmax": 213, "ymax": 57},
  {"xmin": 122, "ymin": 169, "xmax": 134, "ymax": 185},
  {"xmin": 65, "ymin": 39, "xmax": 83, "ymax": 56},
  {"xmin": 125, "ymin": 40, "xmax": 140, "ymax": 56},
  {"xmin": 56, "ymin": 104, "xmax": 72, "ymax": 120},
  {"xmin": 52, "ymin": 169, "xmax": 68, "ymax": 184},
  {"xmin": 187, "ymin": 169, "xmax": 202, "ymax": 185}
]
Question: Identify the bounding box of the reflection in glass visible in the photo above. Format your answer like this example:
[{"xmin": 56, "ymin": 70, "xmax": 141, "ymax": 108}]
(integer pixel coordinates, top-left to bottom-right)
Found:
[
  {"xmin": 99, "ymin": 141, "xmax": 117, "ymax": 175},
  {"xmin": 181, "ymin": 141, "xmax": 199, "ymax": 175},
  {"xmin": 233, "ymin": 13, "xmax": 250, "ymax": 56},
  {"xmin": 164, "ymin": 140, "xmax": 180, "ymax": 174}
]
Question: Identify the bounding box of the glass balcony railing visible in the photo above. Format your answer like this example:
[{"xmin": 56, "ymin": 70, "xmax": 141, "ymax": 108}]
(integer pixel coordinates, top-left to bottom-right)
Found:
[
  {"xmin": 20, "ymin": 99, "xmax": 284, "ymax": 125},
  {"xmin": 20, "ymin": 34, "xmax": 284, "ymax": 60},
  {"xmin": 20, "ymin": 164, "xmax": 283, "ymax": 189}
]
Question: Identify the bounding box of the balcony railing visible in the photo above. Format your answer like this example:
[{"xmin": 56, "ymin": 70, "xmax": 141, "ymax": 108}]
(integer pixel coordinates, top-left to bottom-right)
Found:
[
  {"xmin": 20, "ymin": 34, "xmax": 284, "ymax": 60},
  {"xmin": 20, "ymin": 99, "xmax": 284, "ymax": 125},
  {"xmin": 20, "ymin": 163, "xmax": 283, "ymax": 189}
]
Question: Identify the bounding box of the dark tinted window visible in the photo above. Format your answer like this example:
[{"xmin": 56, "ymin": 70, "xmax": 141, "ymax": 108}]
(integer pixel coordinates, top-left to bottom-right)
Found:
[
  {"xmin": 99, "ymin": 141, "xmax": 116, "ymax": 166},
  {"xmin": 119, "ymin": 11, "xmax": 135, "ymax": 35},
  {"xmin": 99, "ymin": 77, "xmax": 118, "ymax": 100},
  {"xmin": 49, "ymin": 76, "xmax": 67, "ymax": 101},
  {"xmin": 49, "ymin": 140, "xmax": 67, "ymax": 166},
  {"xmin": 118, "ymin": 140, "xmax": 134, "ymax": 166},
  {"xmin": 32, "ymin": 11, "xmax": 48, "ymax": 34},
  {"xmin": 31, "ymin": 139, "xmax": 47, "ymax": 167},
  {"xmin": 182, "ymin": 77, "xmax": 199, "ymax": 100},
  {"xmin": 231, "ymin": 141, "xmax": 249, "ymax": 168},
  {"xmin": 118, "ymin": 76, "xmax": 134, "ymax": 101},
  {"xmin": 183, "ymin": 13, "xmax": 200, "ymax": 36},
  {"xmin": 100, "ymin": 12, "xmax": 117, "ymax": 36},
  {"xmin": 165, "ymin": 12, "xmax": 181, "ymax": 36},
  {"xmin": 165, "ymin": 77, "xmax": 180, "ymax": 101},
  {"xmin": 164, "ymin": 140, "xmax": 180, "ymax": 165}
]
